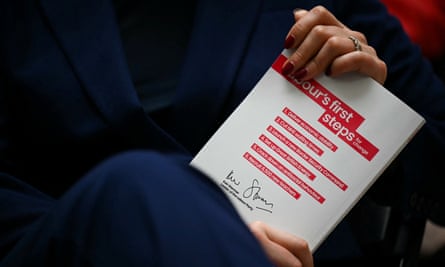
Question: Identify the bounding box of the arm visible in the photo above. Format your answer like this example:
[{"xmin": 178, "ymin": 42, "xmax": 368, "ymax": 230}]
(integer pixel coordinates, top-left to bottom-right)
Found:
[{"xmin": 333, "ymin": 0, "xmax": 445, "ymax": 225}]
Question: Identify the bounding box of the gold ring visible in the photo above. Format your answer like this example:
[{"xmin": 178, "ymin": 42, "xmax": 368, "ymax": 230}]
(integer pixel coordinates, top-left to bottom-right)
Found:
[{"xmin": 348, "ymin": 36, "xmax": 362, "ymax": 51}]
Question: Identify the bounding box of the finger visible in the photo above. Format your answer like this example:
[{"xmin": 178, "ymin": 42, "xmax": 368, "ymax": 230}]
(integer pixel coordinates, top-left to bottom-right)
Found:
[
  {"xmin": 262, "ymin": 223, "xmax": 314, "ymax": 267},
  {"xmin": 292, "ymin": 8, "xmax": 309, "ymax": 21},
  {"xmin": 284, "ymin": 9, "xmax": 308, "ymax": 49},
  {"xmin": 250, "ymin": 222, "xmax": 305, "ymax": 267},
  {"xmin": 285, "ymin": 5, "xmax": 348, "ymax": 50},
  {"xmin": 328, "ymin": 51, "xmax": 387, "ymax": 84},
  {"xmin": 346, "ymin": 30, "xmax": 368, "ymax": 46},
  {"xmin": 292, "ymin": 34, "xmax": 376, "ymax": 80},
  {"xmin": 259, "ymin": 237, "xmax": 304, "ymax": 267},
  {"xmin": 285, "ymin": 25, "xmax": 351, "ymax": 77}
]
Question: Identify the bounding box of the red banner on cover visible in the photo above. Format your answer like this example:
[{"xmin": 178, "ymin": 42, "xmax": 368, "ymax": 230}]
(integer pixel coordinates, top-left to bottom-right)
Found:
[{"xmin": 271, "ymin": 54, "xmax": 379, "ymax": 161}]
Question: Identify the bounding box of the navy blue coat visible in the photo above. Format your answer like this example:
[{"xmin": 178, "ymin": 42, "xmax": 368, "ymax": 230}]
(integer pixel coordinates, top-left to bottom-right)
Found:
[{"xmin": 1, "ymin": 0, "xmax": 445, "ymax": 263}]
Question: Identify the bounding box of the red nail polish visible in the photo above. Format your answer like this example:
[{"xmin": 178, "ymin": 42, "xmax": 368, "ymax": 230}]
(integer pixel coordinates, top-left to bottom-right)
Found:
[
  {"xmin": 292, "ymin": 68, "xmax": 307, "ymax": 80},
  {"xmin": 284, "ymin": 35, "xmax": 295, "ymax": 49},
  {"xmin": 282, "ymin": 61, "xmax": 294, "ymax": 76}
]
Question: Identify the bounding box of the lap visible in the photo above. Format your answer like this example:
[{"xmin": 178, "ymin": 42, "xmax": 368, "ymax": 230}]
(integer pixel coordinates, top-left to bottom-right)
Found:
[{"xmin": 1, "ymin": 150, "xmax": 273, "ymax": 267}]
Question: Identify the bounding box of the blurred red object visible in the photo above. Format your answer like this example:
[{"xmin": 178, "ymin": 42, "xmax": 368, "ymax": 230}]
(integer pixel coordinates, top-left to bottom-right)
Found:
[{"xmin": 381, "ymin": 0, "xmax": 445, "ymax": 59}]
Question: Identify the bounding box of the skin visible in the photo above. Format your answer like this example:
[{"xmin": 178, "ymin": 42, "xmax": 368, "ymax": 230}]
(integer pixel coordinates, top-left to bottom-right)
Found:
[
  {"xmin": 283, "ymin": 6, "xmax": 387, "ymax": 85},
  {"xmin": 249, "ymin": 6, "xmax": 388, "ymax": 267},
  {"xmin": 249, "ymin": 221, "xmax": 314, "ymax": 267}
]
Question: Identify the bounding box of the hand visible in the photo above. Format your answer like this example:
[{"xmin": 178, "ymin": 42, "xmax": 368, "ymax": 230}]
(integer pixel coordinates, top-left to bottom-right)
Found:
[
  {"xmin": 282, "ymin": 6, "xmax": 387, "ymax": 85},
  {"xmin": 249, "ymin": 221, "xmax": 314, "ymax": 267}
]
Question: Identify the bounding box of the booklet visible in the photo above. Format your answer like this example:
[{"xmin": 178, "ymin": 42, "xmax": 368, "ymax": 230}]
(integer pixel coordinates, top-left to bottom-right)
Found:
[{"xmin": 190, "ymin": 49, "xmax": 425, "ymax": 252}]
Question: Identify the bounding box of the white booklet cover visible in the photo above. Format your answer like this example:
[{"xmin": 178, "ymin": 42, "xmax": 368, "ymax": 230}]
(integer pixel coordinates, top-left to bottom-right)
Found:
[{"xmin": 190, "ymin": 50, "xmax": 425, "ymax": 252}]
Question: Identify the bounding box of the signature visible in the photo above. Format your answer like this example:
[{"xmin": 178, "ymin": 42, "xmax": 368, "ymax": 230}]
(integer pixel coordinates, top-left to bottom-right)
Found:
[
  {"xmin": 243, "ymin": 179, "xmax": 274, "ymax": 213},
  {"xmin": 224, "ymin": 170, "xmax": 240, "ymax": 185}
]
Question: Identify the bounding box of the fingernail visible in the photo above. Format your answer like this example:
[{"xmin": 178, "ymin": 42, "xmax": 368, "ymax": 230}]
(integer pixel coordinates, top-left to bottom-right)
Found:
[
  {"xmin": 284, "ymin": 35, "xmax": 295, "ymax": 49},
  {"xmin": 282, "ymin": 61, "xmax": 295, "ymax": 76},
  {"xmin": 292, "ymin": 68, "xmax": 307, "ymax": 80}
]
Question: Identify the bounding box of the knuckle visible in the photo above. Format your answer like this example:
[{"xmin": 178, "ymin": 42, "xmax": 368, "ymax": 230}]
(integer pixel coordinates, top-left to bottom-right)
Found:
[
  {"xmin": 370, "ymin": 54, "xmax": 386, "ymax": 69},
  {"xmin": 298, "ymin": 239, "xmax": 310, "ymax": 251},
  {"xmin": 291, "ymin": 237, "xmax": 310, "ymax": 254},
  {"xmin": 326, "ymin": 36, "xmax": 343, "ymax": 49},
  {"xmin": 367, "ymin": 46, "xmax": 377, "ymax": 56},
  {"xmin": 312, "ymin": 25, "xmax": 327, "ymax": 37},
  {"xmin": 249, "ymin": 220, "xmax": 267, "ymax": 232},
  {"xmin": 291, "ymin": 49, "xmax": 306, "ymax": 63},
  {"xmin": 293, "ymin": 8, "xmax": 308, "ymax": 19},
  {"xmin": 293, "ymin": 22, "xmax": 305, "ymax": 34},
  {"xmin": 311, "ymin": 5, "xmax": 328, "ymax": 16}
]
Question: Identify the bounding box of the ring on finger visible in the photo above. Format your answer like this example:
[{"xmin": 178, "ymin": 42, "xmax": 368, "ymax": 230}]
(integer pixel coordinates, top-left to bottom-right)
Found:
[{"xmin": 348, "ymin": 36, "xmax": 362, "ymax": 52}]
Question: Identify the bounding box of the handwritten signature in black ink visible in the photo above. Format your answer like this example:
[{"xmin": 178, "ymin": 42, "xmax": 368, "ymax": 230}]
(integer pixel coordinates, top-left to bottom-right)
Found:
[
  {"xmin": 243, "ymin": 179, "xmax": 274, "ymax": 213},
  {"xmin": 224, "ymin": 170, "xmax": 240, "ymax": 185}
]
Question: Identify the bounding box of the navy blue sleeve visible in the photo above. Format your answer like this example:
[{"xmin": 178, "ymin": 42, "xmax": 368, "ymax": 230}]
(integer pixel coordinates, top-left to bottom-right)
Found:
[{"xmin": 333, "ymin": 0, "xmax": 445, "ymax": 225}]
